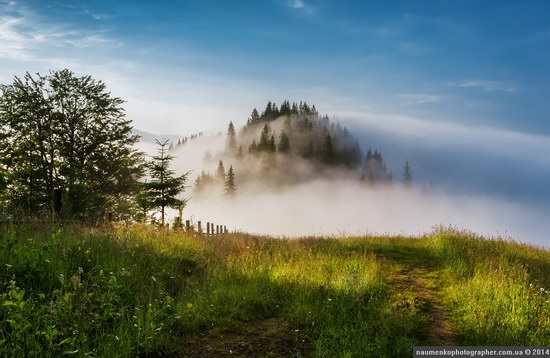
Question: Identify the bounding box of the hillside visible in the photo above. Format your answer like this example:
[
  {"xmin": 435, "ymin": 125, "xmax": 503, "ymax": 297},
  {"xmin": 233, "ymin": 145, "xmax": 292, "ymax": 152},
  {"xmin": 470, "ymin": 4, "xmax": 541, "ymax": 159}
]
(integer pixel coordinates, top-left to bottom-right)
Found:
[
  {"xmin": 166, "ymin": 100, "xmax": 402, "ymax": 199},
  {"xmin": 1, "ymin": 225, "xmax": 549, "ymax": 356}
]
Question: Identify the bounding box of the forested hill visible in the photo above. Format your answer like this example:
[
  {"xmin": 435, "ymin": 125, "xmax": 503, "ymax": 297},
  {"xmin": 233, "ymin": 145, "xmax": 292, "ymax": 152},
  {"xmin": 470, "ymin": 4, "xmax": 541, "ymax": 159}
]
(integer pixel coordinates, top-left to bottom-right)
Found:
[{"xmin": 183, "ymin": 100, "xmax": 412, "ymax": 196}]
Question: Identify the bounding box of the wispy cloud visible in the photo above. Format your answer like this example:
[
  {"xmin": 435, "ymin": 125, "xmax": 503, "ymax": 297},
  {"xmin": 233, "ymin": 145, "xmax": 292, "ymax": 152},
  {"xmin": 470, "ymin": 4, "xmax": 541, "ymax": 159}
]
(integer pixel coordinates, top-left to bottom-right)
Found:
[
  {"xmin": 289, "ymin": 0, "xmax": 306, "ymax": 9},
  {"xmin": 286, "ymin": 0, "xmax": 315, "ymax": 15},
  {"xmin": 0, "ymin": 2, "xmax": 119, "ymax": 62},
  {"xmin": 449, "ymin": 80, "xmax": 517, "ymax": 93},
  {"xmin": 398, "ymin": 93, "xmax": 444, "ymax": 104}
]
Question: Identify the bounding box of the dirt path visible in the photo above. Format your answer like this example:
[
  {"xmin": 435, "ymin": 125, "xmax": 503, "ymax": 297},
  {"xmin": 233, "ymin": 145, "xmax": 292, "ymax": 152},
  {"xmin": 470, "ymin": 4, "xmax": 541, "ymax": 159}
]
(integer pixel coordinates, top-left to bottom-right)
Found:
[
  {"xmin": 388, "ymin": 263, "xmax": 458, "ymax": 345},
  {"xmin": 181, "ymin": 318, "xmax": 309, "ymax": 357}
]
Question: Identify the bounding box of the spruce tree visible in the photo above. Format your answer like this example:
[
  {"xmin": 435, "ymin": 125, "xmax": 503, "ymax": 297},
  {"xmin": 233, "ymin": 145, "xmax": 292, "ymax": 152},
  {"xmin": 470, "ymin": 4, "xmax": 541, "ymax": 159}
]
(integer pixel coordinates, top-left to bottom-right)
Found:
[
  {"xmin": 216, "ymin": 160, "xmax": 226, "ymax": 182},
  {"xmin": 224, "ymin": 165, "xmax": 237, "ymax": 198},
  {"xmin": 142, "ymin": 140, "xmax": 189, "ymax": 226},
  {"xmin": 226, "ymin": 121, "xmax": 237, "ymax": 152},
  {"xmin": 269, "ymin": 135, "xmax": 276, "ymax": 153},
  {"xmin": 258, "ymin": 124, "xmax": 270, "ymax": 152},
  {"xmin": 403, "ymin": 161, "xmax": 412, "ymax": 187},
  {"xmin": 278, "ymin": 131, "xmax": 291, "ymax": 153},
  {"xmin": 323, "ymin": 133, "xmax": 334, "ymax": 163}
]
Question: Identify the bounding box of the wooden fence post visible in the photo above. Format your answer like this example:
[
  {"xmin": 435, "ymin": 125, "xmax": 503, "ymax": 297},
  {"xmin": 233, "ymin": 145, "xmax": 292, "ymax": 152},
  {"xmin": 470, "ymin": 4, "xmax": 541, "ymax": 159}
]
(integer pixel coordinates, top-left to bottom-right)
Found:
[
  {"xmin": 197, "ymin": 221, "xmax": 202, "ymax": 235},
  {"xmin": 186, "ymin": 220, "xmax": 190, "ymax": 232}
]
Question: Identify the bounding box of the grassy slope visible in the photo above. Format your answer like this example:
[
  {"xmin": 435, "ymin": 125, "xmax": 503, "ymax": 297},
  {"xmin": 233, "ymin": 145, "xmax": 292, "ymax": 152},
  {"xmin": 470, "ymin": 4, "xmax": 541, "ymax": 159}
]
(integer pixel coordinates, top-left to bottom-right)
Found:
[{"xmin": 0, "ymin": 224, "xmax": 549, "ymax": 357}]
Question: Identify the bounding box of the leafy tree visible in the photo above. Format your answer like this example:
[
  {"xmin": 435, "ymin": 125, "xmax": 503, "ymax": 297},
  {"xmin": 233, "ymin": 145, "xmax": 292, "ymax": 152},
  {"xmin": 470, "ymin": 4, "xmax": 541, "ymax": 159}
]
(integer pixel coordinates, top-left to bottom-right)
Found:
[
  {"xmin": 224, "ymin": 165, "xmax": 237, "ymax": 198},
  {"xmin": 142, "ymin": 140, "xmax": 189, "ymax": 226},
  {"xmin": 226, "ymin": 121, "xmax": 237, "ymax": 152},
  {"xmin": 0, "ymin": 69, "xmax": 143, "ymax": 220},
  {"xmin": 403, "ymin": 161, "xmax": 412, "ymax": 187}
]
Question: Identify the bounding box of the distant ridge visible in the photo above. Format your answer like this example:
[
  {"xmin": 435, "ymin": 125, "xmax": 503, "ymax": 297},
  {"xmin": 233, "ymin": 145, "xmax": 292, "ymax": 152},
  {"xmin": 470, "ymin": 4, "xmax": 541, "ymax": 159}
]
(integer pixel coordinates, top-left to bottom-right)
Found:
[{"xmin": 132, "ymin": 128, "xmax": 180, "ymax": 144}]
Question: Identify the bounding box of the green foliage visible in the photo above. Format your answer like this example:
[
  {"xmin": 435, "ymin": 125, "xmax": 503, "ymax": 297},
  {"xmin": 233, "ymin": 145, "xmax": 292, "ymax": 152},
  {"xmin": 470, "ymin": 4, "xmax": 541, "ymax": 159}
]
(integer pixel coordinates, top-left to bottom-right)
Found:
[
  {"xmin": 0, "ymin": 70, "xmax": 143, "ymax": 220},
  {"xmin": 226, "ymin": 121, "xmax": 237, "ymax": 153},
  {"xmin": 429, "ymin": 230, "xmax": 550, "ymax": 345},
  {"xmin": 277, "ymin": 131, "xmax": 291, "ymax": 153},
  {"xmin": 3, "ymin": 225, "xmax": 546, "ymax": 356},
  {"xmin": 141, "ymin": 140, "xmax": 189, "ymax": 226},
  {"xmin": 224, "ymin": 166, "xmax": 237, "ymax": 198}
]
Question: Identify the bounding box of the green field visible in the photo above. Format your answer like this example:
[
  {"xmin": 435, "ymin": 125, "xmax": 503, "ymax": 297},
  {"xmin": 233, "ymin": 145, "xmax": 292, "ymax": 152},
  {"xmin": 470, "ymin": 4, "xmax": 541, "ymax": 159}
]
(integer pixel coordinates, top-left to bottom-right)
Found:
[{"xmin": 1, "ymin": 224, "xmax": 549, "ymax": 357}]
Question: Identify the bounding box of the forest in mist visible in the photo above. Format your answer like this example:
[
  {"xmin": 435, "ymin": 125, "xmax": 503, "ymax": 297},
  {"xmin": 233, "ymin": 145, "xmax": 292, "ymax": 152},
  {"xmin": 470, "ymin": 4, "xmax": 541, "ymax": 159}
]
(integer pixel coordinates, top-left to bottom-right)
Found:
[{"xmin": 0, "ymin": 70, "xmax": 548, "ymax": 246}]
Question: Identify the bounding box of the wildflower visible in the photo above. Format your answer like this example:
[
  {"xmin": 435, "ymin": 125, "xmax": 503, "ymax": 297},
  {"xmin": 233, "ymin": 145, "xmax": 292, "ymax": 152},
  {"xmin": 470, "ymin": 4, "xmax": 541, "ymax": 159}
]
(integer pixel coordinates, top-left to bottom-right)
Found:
[
  {"xmin": 328, "ymin": 298, "xmax": 333, "ymax": 302},
  {"xmin": 541, "ymin": 288, "xmax": 545, "ymax": 292},
  {"xmin": 5, "ymin": 264, "xmax": 12, "ymax": 269},
  {"xmin": 44, "ymin": 259, "xmax": 50, "ymax": 263},
  {"xmin": 187, "ymin": 303, "xmax": 193, "ymax": 309},
  {"xmin": 151, "ymin": 276, "xmax": 157, "ymax": 282}
]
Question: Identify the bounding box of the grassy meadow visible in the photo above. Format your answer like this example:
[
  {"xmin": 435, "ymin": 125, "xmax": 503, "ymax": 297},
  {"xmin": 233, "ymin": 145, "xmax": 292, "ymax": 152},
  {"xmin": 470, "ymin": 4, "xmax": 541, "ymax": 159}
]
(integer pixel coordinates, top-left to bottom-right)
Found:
[{"xmin": 0, "ymin": 224, "xmax": 549, "ymax": 357}]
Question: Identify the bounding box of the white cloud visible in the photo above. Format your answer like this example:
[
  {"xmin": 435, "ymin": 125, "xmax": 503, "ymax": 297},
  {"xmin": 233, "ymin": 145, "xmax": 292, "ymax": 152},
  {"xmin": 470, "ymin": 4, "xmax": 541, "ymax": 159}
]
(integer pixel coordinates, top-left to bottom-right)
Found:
[
  {"xmin": 449, "ymin": 80, "xmax": 517, "ymax": 93},
  {"xmin": 0, "ymin": 2, "xmax": 118, "ymax": 63},
  {"xmin": 289, "ymin": 0, "xmax": 306, "ymax": 9},
  {"xmin": 341, "ymin": 110, "xmax": 550, "ymax": 168},
  {"xmin": 398, "ymin": 93, "xmax": 444, "ymax": 104}
]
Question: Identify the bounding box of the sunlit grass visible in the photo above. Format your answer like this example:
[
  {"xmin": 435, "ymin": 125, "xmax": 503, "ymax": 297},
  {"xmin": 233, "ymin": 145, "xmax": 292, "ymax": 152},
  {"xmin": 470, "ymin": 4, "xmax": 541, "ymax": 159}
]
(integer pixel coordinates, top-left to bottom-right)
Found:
[{"xmin": 1, "ymin": 224, "xmax": 549, "ymax": 356}]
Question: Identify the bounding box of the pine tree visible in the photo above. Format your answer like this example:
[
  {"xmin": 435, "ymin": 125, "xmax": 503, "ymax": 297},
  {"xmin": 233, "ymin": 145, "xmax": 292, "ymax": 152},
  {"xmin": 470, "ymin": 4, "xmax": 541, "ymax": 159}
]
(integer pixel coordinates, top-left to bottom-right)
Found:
[
  {"xmin": 403, "ymin": 161, "xmax": 412, "ymax": 187},
  {"xmin": 258, "ymin": 124, "xmax": 270, "ymax": 152},
  {"xmin": 248, "ymin": 108, "xmax": 260, "ymax": 125},
  {"xmin": 224, "ymin": 165, "xmax": 237, "ymax": 198},
  {"xmin": 216, "ymin": 160, "xmax": 226, "ymax": 182},
  {"xmin": 248, "ymin": 140, "xmax": 258, "ymax": 154},
  {"xmin": 323, "ymin": 133, "xmax": 334, "ymax": 163},
  {"xmin": 226, "ymin": 121, "xmax": 237, "ymax": 152},
  {"xmin": 278, "ymin": 131, "xmax": 291, "ymax": 153},
  {"xmin": 236, "ymin": 146, "xmax": 244, "ymax": 160},
  {"xmin": 269, "ymin": 135, "xmax": 276, "ymax": 153},
  {"xmin": 142, "ymin": 140, "xmax": 189, "ymax": 226}
]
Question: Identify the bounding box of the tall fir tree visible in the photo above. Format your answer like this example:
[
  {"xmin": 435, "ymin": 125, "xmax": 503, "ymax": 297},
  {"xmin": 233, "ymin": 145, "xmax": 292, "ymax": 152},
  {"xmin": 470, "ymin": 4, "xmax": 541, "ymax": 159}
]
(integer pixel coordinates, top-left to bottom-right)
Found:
[
  {"xmin": 403, "ymin": 161, "xmax": 412, "ymax": 187},
  {"xmin": 224, "ymin": 165, "xmax": 237, "ymax": 198},
  {"xmin": 216, "ymin": 160, "xmax": 226, "ymax": 182},
  {"xmin": 142, "ymin": 140, "xmax": 189, "ymax": 226},
  {"xmin": 278, "ymin": 131, "xmax": 291, "ymax": 153},
  {"xmin": 226, "ymin": 121, "xmax": 237, "ymax": 152}
]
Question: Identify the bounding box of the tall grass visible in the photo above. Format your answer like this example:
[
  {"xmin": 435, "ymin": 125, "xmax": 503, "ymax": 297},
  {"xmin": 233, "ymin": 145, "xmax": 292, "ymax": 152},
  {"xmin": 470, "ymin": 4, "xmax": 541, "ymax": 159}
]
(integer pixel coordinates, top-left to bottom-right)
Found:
[
  {"xmin": 1, "ymin": 224, "xmax": 549, "ymax": 356},
  {"xmin": 1, "ymin": 224, "xmax": 425, "ymax": 357},
  {"xmin": 429, "ymin": 229, "xmax": 550, "ymax": 345}
]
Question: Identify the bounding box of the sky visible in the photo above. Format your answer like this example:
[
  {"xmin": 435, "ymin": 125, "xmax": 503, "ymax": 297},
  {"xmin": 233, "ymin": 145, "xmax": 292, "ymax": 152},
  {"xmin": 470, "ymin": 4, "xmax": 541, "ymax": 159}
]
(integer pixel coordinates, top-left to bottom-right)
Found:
[
  {"xmin": 1, "ymin": 0, "xmax": 550, "ymax": 135},
  {"xmin": 1, "ymin": 0, "xmax": 550, "ymax": 239}
]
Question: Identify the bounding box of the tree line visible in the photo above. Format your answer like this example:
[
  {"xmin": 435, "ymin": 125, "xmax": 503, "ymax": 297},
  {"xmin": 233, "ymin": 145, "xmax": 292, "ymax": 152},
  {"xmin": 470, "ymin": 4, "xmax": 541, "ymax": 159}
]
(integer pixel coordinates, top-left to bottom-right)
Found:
[{"xmin": 0, "ymin": 70, "xmax": 190, "ymax": 224}]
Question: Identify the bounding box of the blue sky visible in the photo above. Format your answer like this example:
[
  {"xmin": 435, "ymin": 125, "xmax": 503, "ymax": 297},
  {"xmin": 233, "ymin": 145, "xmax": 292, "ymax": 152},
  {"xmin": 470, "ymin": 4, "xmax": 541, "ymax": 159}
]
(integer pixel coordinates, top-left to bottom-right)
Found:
[{"xmin": 1, "ymin": 0, "xmax": 550, "ymax": 135}]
